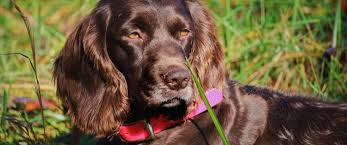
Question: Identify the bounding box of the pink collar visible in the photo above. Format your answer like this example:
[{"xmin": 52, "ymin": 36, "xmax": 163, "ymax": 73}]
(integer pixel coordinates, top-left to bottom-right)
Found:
[{"xmin": 118, "ymin": 88, "xmax": 223, "ymax": 142}]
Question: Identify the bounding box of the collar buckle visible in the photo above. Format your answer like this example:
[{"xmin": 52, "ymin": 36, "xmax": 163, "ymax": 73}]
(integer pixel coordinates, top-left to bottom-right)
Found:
[
  {"xmin": 145, "ymin": 118, "xmax": 155, "ymax": 140},
  {"xmin": 118, "ymin": 119, "xmax": 156, "ymax": 143}
]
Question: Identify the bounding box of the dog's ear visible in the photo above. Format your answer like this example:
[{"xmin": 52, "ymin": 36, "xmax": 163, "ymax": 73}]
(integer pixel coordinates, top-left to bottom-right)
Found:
[
  {"xmin": 186, "ymin": 1, "xmax": 226, "ymax": 91},
  {"xmin": 53, "ymin": 4, "xmax": 129, "ymax": 137}
]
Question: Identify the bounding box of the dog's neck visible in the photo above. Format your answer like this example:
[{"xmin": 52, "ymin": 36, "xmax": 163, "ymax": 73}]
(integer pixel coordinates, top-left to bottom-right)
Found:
[
  {"xmin": 119, "ymin": 88, "xmax": 224, "ymax": 143},
  {"xmin": 217, "ymin": 80, "xmax": 268, "ymax": 145}
]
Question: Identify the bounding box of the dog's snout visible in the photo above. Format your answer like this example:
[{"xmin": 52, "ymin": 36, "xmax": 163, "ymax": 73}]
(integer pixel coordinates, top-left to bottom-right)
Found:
[{"xmin": 163, "ymin": 68, "xmax": 190, "ymax": 90}]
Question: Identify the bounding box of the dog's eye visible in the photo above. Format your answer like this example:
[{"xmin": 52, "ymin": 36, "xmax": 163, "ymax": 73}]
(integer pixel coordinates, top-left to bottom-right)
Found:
[
  {"xmin": 128, "ymin": 32, "xmax": 141, "ymax": 39},
  {"xmin": 179, "ymin": 29, "xmax": 190, "ymax": 37}
]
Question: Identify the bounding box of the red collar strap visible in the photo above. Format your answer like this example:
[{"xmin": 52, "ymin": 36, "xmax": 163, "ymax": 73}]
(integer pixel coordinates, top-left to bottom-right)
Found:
[{"xmin": 118, "ymin": 88, "xmax": 223, "ymax": 143}]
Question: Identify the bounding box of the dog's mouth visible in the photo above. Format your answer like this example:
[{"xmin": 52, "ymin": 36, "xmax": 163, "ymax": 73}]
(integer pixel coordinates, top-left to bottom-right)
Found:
[
  {"xmin": 148, "ymin": 97, "xmax": 189, "ymax": 120},
  {"xmin": 161, "ymin": 98, "xmax": 184, "ymax": 108},
  {"xmin": 141, "ymin": 84, "xmax": 195, "ymax": 120}
]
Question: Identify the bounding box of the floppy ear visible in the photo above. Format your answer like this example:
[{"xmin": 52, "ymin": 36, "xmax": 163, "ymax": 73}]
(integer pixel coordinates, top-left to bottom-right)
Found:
[
  {"xmin": 53, "ymin": 5, "xmax": 129, "ymax": 137},
  {"xmin": 186, "ymin": 1, "xmax": 226, "ymax": 91}
]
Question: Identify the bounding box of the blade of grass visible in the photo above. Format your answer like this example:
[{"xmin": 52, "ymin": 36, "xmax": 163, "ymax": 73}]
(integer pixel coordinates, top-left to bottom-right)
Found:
[
  {"xmin": 291, "ymin": 0, "xmax": 300, "ymax": 29},
  {"xmin": 33, "ymin": 0, "xmax": 42, "ymax": 58},
  {"xmin": 260, "ymin": 0, "xmax": 266, "ymax": 27},
  {"xmin": 9, "ymin": 0, "xmax": 46, "ymax": 137},
  {"xmin": 223, "ymin": 0, "xmax": 232, "ymax": 48},
  {"xmin": 185, "ymin": 59, "xmax": 230, "ymax": 145},
  {"xmin": 225, "ymin": 0, "xmax": 231, "ymax": 16},
  {"xmin": 21, "ymin": 111, "xmax": 38, "ymax": 141},
  {"xmin": 1, "ymin": 90, "xmax": 9, "ymax": 135},
  {"xmin": 333, "ymin": 0, "xmax": 341, "ymax": 49}
]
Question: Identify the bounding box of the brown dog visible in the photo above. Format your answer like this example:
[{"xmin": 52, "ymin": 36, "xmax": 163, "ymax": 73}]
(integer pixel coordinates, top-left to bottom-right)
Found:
[{"xmin": 53, "ymin": 0, "xmax": 347, "ymax": 144}]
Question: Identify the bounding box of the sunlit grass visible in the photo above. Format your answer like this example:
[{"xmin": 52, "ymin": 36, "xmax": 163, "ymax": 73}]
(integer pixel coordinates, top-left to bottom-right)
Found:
[{"xmin": 207, "ymin": 0, "xmax": 346, "ymax": 101}]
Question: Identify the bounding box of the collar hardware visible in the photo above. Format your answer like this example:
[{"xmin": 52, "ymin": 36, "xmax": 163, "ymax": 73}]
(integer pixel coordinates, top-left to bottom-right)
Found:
[{"xmin": 145, "ymin": 118, "xmax": 155, "ymax": 140}]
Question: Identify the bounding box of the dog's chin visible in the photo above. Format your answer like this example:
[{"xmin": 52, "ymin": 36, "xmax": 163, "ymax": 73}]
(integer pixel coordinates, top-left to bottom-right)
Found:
[
  {"xmin": 161, "ymin": 98, "xmax": 183, "ymax": 108},
  {"xmin": 148, "ymin": 98, "xmax": 190, "ymax": 120}
]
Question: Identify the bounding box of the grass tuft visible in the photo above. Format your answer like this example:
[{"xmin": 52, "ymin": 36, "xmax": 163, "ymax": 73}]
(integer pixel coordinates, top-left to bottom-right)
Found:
[{"xmin": 1, "ymin": 90, "xmax": 9, "ymax": 134}]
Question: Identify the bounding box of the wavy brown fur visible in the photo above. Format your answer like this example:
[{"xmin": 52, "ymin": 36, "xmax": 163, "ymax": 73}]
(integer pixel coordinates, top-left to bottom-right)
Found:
[{"xmin": 53, "ymin": 3, "xmax": 129, "ymax": 137}]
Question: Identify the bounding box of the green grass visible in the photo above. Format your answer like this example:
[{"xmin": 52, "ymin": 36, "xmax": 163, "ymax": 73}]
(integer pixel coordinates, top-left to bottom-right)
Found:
[
  {"xmin": 0, "ymin": 0, "xmax": 346, "ymax": 144},
  {"xmin": 186, "ymin": 59, "xmax": 230, "ymax": 145}
]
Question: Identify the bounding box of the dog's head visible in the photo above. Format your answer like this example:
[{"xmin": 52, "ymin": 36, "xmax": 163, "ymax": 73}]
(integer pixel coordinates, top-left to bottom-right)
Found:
[{"xmin": 53, "ymin": 0, "xmax": 225, "ymax": 137}]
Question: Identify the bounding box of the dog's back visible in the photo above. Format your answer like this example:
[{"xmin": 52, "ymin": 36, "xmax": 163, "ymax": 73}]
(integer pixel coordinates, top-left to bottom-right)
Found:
[{"xmin": 241, "ymin": 85, "xmax": 347, "ymax": 145}]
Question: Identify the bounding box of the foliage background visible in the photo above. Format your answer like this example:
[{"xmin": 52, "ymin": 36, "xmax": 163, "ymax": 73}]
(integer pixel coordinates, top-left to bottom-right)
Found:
[{"xmin": 0, "ymin": 0, "xmax": 346, "ymax": 144}]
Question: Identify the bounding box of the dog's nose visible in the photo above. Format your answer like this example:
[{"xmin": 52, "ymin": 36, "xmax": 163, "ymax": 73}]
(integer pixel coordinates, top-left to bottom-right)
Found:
[{"xmin": 163, "ymin": 68, "xmax": 190, "ymax": 90}]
